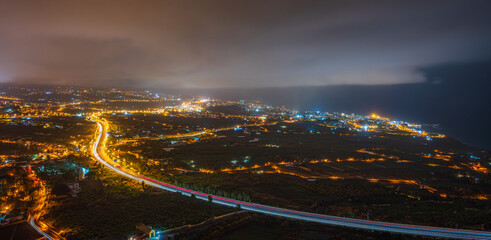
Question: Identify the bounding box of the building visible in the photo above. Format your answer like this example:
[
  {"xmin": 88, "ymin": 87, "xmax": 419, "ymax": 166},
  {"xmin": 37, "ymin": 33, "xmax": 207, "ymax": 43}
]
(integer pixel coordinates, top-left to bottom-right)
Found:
[
  {"xmin": 66, "ymin": 182, "xmax": 81, "ymax": 197},
  {"xmin": 136, "ymin": 223, "xmax": 156, "ymax": 239}
]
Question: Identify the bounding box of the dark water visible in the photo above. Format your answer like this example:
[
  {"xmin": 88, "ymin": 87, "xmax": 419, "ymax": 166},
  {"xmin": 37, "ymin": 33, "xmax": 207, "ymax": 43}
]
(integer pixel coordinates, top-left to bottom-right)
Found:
[{"xmin": 172, "ymin": 60, "xmax": 491, "ymax": 150}]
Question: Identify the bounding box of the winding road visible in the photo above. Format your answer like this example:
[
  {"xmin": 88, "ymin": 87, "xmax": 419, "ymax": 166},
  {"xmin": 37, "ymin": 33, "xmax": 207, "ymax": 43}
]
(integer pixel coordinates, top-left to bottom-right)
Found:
[
  {"xmin": 91, "ymin": 118, "xmax": 491, "ymax": 239},
  {"xmin": 29, "ymin": 217, "xmax": 55, "ymax": 240},
  {"xmin": 28, "ymin": 180, "xmax": 60, "ymax": 240}
]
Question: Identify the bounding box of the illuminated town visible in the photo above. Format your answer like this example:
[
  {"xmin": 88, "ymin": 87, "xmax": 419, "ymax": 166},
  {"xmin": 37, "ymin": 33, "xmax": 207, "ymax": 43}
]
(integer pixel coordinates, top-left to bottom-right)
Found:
[
  {"xmin": 0, "ymin": 85, "xmax": 489, "ymax": 239},
  {"xmin": 1, "ymin": 1, "xmax": 491, "ymax": 239}
]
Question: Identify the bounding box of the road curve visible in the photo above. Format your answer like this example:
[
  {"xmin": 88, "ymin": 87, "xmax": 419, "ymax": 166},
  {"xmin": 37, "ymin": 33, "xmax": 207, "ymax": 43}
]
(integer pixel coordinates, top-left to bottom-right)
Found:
[
  {"xmin": 29, "ymin": 217, "xmax": 55, "ymax": 240},
  {"xmin": 91, "ymin": 118, "xmax": 491, "ymax": 239}
]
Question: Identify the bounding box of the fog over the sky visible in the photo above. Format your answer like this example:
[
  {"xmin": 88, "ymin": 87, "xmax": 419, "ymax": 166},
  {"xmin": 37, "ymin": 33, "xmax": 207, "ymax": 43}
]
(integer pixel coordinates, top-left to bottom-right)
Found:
[{"xmin": 0, "ymin": 0, "xmax": 490, "ymax": 88}]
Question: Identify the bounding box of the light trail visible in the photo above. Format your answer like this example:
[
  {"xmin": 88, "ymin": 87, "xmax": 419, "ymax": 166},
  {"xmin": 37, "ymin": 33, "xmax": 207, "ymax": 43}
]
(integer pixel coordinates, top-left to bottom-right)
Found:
[
  {"xmin": 27, "ymin": 166, "xmax": 62, "ymax": 240},
  {"xmin": 29, "ymin": 216, "xmax": 55, "ymax": 240},
  {"xmin": 90, "ymin": 118, "xmax": 491, "ymax": 239}
]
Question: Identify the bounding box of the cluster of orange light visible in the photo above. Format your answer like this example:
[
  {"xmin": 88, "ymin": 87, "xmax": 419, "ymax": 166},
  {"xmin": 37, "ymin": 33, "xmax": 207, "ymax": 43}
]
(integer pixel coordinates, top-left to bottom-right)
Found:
[
  {"xmin": 449, "ymin": 165, "xmax": 462, "ymax": 170},
  {"xmin": 463, "ymin": 194, "xmax": 489, "ymax": 200},
  {"xmin": 396, "ymin": 160, "xmax": 412, "ymax": 163},
  {"xmin": 199, "ymin": 169, "xmax": 215, "ymax": 174},
  {"xmin": 356, "ymin": 149, "xmax": 399, "ymax": 159},
  {"xmin": 469, "ymin": 163, "xmax": 488, "ymax": 174},
  {"xmin": 0, "ymin": 96, "xmax": 22, "ymax": 101},
  {"xmin": 271, "ymin": 165, "xmax": 342, "ymax": 180},
  {"xmin": 426, "ymin": 163, "xmax": 442, "ymax": 167},
  {"xmin": 367, "ymin": 178, "xmax": 437, "ymax": 193},
  {"xmin": 309, "ymin": 159, "xmax": 331, "ymax": 164},
  {"xmin": 428, "ymin": 150, "xmax": 453, "ymax": 161}
]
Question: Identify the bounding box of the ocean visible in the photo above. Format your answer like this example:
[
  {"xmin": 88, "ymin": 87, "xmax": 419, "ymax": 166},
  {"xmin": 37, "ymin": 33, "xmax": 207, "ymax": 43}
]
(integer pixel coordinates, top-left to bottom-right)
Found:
[{"xmin": 172, "ymin": 60, "xmax": 491, "ymax": 150}]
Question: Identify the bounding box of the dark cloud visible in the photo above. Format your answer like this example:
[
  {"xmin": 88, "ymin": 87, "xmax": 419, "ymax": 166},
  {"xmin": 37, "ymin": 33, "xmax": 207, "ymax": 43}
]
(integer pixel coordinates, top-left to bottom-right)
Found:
[{"xmin": 0, "ymin": 0, "xmax": 490, "ymax": 88}]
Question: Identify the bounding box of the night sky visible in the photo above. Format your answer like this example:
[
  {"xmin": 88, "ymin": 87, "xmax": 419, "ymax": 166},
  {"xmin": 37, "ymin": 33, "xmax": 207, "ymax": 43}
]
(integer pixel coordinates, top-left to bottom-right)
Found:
[
  {"xmin": 1, "ymin": 1, "xmax": 490, "ymax": 148},
  {"xmin": 1, "ymin": 1, "xmax": 491, "ymax": 88}
]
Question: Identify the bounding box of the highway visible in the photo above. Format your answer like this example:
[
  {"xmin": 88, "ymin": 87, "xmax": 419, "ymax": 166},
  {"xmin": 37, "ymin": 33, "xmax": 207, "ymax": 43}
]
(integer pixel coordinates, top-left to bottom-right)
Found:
[{"xmin": 91, "ymin": 118, "xmax": 491, "ymax": 239}]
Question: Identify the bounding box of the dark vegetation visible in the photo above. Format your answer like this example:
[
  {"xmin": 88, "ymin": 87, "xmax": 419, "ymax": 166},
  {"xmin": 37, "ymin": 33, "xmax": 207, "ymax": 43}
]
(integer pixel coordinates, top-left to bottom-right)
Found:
[
  {"xmin": 43, "ymin": 159, "xmax": 234, "ymax": 240},
  {"xmin": 0, "ymin": 116, "xmax": 92, "ymax": 144},
  {"xmin": 109, "ymin": 116, "xmax": 490, "ymax": 230}
]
